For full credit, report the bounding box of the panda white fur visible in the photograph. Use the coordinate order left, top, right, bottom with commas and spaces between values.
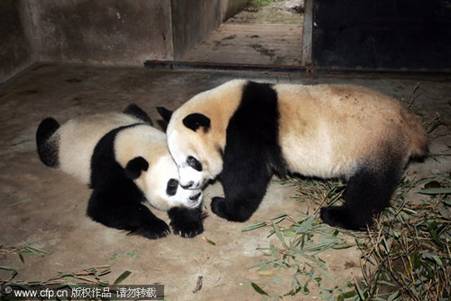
36, 104, 204, 239
158, 80, 428, 230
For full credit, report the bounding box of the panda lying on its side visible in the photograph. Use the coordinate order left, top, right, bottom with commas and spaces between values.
157, 80, 428, 231
36, 104, 204, 239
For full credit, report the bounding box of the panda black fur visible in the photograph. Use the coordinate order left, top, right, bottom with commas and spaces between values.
159, 80, 428, 230
36, 104, 204, 239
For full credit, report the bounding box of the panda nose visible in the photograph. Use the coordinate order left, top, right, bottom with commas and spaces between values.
189, 192, 201, 201
181, 181, 194, 189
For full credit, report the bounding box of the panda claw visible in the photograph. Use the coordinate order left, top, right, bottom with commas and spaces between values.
171, 223, 203, 238
130, 220, 171, 239
168, 206, 204, 238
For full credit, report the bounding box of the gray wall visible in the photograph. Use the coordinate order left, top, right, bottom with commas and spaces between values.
221, 0, 250, 21
28, 0, 174, 65
171, 0, 223, 59
1, 0, 249, 83
171, 0, 249, 59
0, 0, 33, 83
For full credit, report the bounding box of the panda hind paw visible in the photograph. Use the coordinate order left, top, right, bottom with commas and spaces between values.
130, 220, 171, 239
320, 206, 369, 231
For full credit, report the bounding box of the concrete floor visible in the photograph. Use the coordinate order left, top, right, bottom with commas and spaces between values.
181, 24, 303, 66
0, 64, 450, 300
181, 0, 303, 66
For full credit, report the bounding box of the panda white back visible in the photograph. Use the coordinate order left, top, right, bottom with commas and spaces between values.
276, 83, 426, 179
56, 112, 142, 184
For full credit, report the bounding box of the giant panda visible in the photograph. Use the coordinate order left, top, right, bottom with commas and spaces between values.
36, 104, 204, 239
157, 80, 428, 230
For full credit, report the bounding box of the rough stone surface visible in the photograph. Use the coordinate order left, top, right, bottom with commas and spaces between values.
29, 0, 174, 65
2, 0, 245, 82
171, 0, 223, 59
221, 0, 251, 21
0, 0, 33, 83
0, 65, 450, 300
228, 0, 304, 24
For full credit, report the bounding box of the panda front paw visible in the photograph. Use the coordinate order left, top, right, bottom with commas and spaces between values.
130, 219, 171, 239
168, 207, 204, 238
211, 196, 228, 219
171, 219, 204, 238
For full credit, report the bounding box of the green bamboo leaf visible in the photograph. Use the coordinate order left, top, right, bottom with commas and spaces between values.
272, 222, 288, 249
387, 291, 400, 301
339, 290, 357, 299
241, 222, 267, 232
418, 187, 451, 195
421, 252, 443, 266
250, 282, 268, 296
114, 270, 131, 284
354, 281, 365, 300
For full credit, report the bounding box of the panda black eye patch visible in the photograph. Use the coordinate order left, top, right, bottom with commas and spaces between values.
186, 156, 202, 171
166, 178, 179, 196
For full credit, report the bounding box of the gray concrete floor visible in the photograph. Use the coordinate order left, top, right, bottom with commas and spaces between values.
0, 64, 450, 300
181, 0, 304, 66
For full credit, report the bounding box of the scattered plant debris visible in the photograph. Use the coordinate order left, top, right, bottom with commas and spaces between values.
246, 174, 450, 300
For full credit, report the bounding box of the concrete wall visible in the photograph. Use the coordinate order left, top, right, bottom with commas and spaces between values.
221, 0, 250, 21
0, 0, 33, 83
1, 0, 249, 82
171, 0, 223, 59
27, 0, 174, 65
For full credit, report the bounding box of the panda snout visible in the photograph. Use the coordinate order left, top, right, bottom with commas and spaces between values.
181, 181, 194, 189
189, 192, 202, 201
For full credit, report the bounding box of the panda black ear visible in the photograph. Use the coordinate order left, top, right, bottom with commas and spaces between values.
183, 113, 211, 132
123, 103, 153, 125
125, 156, 149, 179
156, 106, 173, 123
156, 106, 173, 132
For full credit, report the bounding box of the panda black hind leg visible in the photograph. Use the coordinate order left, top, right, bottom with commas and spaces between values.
320, 154, 404, 230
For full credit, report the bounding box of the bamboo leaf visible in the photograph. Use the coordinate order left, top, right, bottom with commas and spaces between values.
417, 187, 451, 195
241, 222, 267, 232
113, 270, 131, 284
250, 282, 268, 296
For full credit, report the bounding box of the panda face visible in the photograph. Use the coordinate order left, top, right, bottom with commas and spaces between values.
135, 155, 203, 211
167, 129, 223, 190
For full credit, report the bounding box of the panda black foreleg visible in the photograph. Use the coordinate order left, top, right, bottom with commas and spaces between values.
320, 161, 403, 230
167, 206, 204, 238
211, 162, 272, 222
87, 189, 170, 239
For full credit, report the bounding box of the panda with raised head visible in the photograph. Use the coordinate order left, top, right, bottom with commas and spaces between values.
36, 104, 204, 239
158, 80, 428, 230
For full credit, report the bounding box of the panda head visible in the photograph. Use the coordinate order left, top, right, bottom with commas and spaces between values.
125, 154, 203, 211
158, 107, 223, 190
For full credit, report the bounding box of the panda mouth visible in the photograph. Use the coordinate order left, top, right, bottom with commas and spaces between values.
184, 192, 202, 208
189, 192, 201, 201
